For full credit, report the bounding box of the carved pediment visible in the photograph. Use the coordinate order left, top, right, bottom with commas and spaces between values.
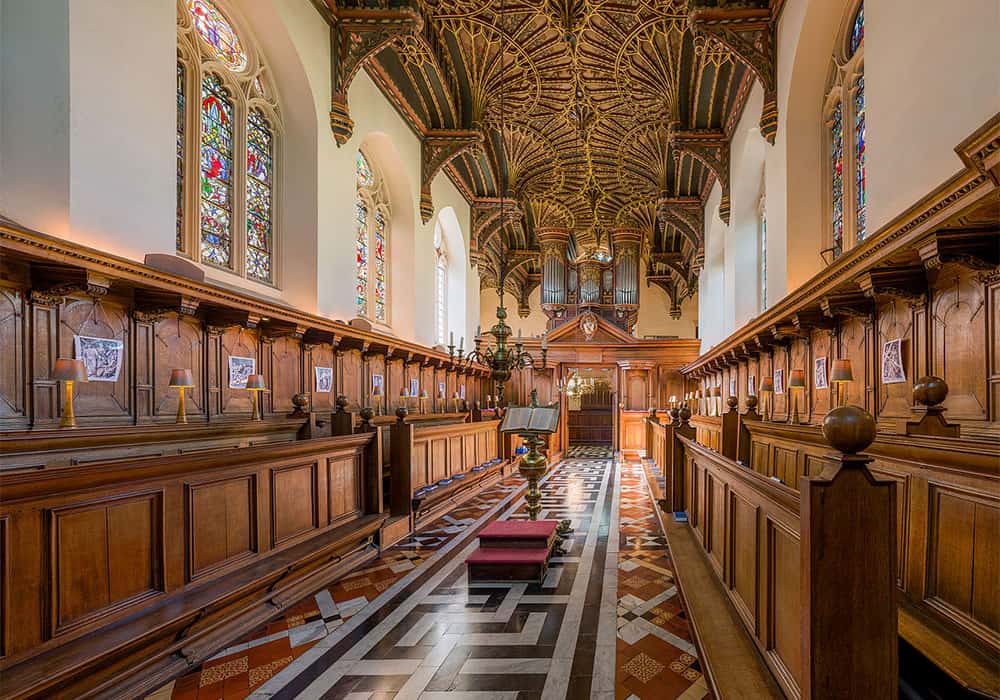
546, 311, 636, 345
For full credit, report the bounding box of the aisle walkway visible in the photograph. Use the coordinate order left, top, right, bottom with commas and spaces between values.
149, 449, 707, 700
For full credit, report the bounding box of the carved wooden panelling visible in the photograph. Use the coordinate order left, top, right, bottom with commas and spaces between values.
0, 290, 24, 428
728, 493, 759, 630
49, 492, 163, 634
706, 474, 726, 574
306, 343, 335, 412
990, 281, 1000, 415
327, 454, 362, 526
463, 434, 475, 472
267, 337, 301, 414
0, 515, 7, 657
839, 317, 870, 411
270, 462, 318, 546
30, 297, 58, 422
927, 486, 1000, 643
60, 298, 130, 420
767, 520, 801, 691
219, 327, 258, 416
341, 349, 363, 409
153, 315, 204, 421
877, 299, 915, 419
933, 269, 988, 421
751, 441, 769, 474
626, 373, 647, 411
868, 465, 909, 584
430, 437, 447, 483
773, 446, 798, 486
413, 440, 429, 489
187, 475, 257, 580
388, 358, 404, 405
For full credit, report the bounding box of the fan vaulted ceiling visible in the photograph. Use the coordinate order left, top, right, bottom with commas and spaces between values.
318, 0, 776, 306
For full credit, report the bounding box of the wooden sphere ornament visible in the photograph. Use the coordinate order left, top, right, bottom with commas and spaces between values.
913, 376, 948, 407
822, 405, 876, 455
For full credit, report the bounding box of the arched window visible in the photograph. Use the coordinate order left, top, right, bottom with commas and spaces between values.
823, 1, 865, 260
355, 151, 390, 324
177, 0, 281, 285
434, 222, 448, 345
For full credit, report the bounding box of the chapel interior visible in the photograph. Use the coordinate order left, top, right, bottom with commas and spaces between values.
0, 1, 998, 699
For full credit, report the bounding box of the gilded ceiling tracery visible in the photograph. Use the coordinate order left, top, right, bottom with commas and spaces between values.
321, 0, 778, 300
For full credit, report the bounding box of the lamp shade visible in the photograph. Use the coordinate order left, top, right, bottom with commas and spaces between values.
169, 368, 195, 387
760, 376, 775, 392
400, 387, 408, 397
789, 369, 806, 388
831, 359, 854, 383
712, 386, 722, 397
53, 358, 88, 383
245, 374, 266, 390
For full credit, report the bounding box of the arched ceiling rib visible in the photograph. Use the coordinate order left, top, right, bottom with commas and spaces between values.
347, 0, 770, 287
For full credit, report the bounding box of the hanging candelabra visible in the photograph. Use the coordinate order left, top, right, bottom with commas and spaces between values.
449, 307, 547, 407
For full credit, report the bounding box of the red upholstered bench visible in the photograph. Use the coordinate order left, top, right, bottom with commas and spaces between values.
466, 546, 550, 583
478, 520, 558, 549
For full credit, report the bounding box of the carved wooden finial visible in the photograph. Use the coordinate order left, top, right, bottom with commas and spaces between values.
898, 376, 959, 437
395, 406, 409, 421
822, 405, 876, 456
335, 395, 350, 413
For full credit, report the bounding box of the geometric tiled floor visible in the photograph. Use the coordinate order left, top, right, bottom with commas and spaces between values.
146, 448, 709, 700
615, 457, 709, 699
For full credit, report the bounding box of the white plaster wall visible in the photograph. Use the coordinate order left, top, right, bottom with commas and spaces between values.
1, 0, 70, 236
636, 275, 698, 339
866, 0, 1000, 231
0, 0, 475, 345
479, 286, 548, 338
67, 0, 175, 261
728, 83, 767, 330
698, 183, 727, 350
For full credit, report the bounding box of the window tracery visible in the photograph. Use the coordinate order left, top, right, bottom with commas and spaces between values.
355, 150, 390, 324
177, 0, 281, 285
823, 1, 865, 260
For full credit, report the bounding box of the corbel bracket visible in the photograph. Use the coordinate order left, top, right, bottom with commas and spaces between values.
669, 130, 731, 224
420, 130, 483, 222
328, 2, 423, 146
688, 2, 778, 144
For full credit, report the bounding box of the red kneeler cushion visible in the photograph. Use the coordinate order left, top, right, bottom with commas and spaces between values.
478, 520, 557, 540
466, 547, 549, 564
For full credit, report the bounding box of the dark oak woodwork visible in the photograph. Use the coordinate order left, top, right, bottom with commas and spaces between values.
0, 433, 385, 700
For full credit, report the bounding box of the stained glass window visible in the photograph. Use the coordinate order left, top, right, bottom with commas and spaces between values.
177, 62, 186, 251
187, 0, 247, 71
246, 108, 273, 282
849, 4, 864, 57
830, 101, 844, 258
374, 209, 387, 322
199, 73, 234, 268
854, 76, 867, 242
355, 151, 389, 322
356, 199, 369, 316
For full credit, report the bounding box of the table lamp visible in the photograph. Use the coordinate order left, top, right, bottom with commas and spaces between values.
419, 389, 429, 413
246, 374, 266, 421
399, 386, 409, 411
760, 376, 775, 421
169, 369, 195, 424
788, 369, 806, 424
452, 391, 460, 413
53, 358, 88, 428
831, 359, 854, 407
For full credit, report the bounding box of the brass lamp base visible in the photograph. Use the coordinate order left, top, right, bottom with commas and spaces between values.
517, 433, 548, 520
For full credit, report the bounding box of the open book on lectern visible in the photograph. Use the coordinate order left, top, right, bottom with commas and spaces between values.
500, 405, 560, 434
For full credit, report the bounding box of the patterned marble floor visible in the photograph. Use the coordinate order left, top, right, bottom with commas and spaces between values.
148, 451, 706, 700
